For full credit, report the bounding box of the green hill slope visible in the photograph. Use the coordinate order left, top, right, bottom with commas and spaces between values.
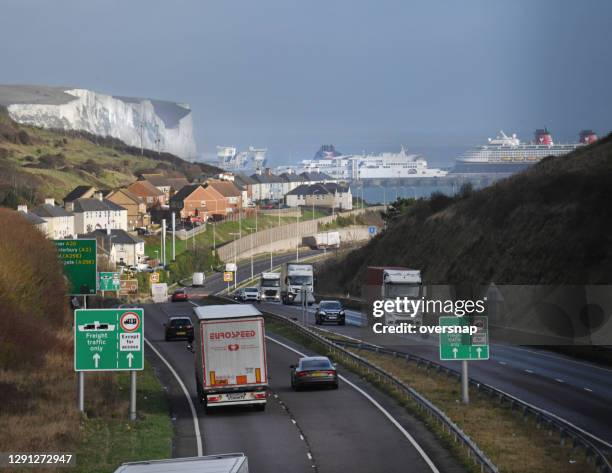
319, 133, 612, 294
0, 106, 219, 205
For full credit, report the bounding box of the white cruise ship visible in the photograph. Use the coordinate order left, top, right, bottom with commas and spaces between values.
299, 146, 447, 181
454, 129, 597, 173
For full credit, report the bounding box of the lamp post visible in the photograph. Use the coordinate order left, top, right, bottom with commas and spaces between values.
296, 205, 300, 261
245, 226, 255, 280
229, 232, 240, 290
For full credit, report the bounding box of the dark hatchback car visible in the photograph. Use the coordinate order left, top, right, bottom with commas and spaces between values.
171, 289, 189, 302
315, 300, 345, 325
164, 316, 194, 342
291, 356, 338, 390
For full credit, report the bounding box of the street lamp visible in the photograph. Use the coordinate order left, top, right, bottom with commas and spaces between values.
229, 232, 240, 290
245, 226, 255, 281
296, 205, 300, 261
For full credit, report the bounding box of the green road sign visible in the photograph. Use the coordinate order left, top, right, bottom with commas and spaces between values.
439, 315, 489, 361
99, 272, 120, 291
74, 309, 144, 371
54, 239, 97, 295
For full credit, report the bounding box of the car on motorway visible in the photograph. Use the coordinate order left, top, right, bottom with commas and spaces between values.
315, 300, 346, 325
164, 316, 194, 342
290, 356, 338, 390
171, 289, 189, 302
237, 287, 261, 303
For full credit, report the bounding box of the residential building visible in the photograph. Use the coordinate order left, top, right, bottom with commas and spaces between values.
279, 172, 304, 196
299, 172, 337, 186
62, 185, 97, 205
286, 183, 352, 210
17, 205, 48, 235
127, 180, 166, 208
206, 180, 242, 214
169, 184, 208, 221
139, 173, 189, 199
106, 188, 150, 230
82, 229, 145, 267
68, 195, 128, 234
31, 199, 74, 239
250, 170, 285, 201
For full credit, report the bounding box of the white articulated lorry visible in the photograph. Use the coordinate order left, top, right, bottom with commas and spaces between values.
192, 305, 267, 412
280, 262, 315, 305
260, 272, 281, 302
364, 267, 425, 326
114, 454, 249, 473
303, 231, 340, 250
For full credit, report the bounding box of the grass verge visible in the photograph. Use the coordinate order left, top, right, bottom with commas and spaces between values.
264, 317, 596, 473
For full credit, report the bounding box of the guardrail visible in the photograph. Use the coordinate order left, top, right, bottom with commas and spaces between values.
329, 338, 612, 473
208, 294, 499, 473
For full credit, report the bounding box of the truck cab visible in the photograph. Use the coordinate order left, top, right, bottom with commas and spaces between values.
280, 262, 315, 305
365, 267, 425, 326
260, 272, 281, 302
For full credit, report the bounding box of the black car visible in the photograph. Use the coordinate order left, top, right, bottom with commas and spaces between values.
164, 316, 194, 342
315, 300, 345, 325
291, 356, 338, 390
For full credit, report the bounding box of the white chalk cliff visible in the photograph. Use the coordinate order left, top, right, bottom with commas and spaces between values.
0, 86, 197, 159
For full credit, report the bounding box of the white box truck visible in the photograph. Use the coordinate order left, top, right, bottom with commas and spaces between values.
260, 272, 281, 302
280, 262, 315, 305
192, 304, 267, 411
114, 454, 249, 473
192, 272, 205, 287
303, 231, 341, 250
364, 267, 425, 327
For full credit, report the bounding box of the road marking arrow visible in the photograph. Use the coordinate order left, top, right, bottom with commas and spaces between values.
93, 353, 100, 368
452, 347, 458, 359
127, 353, 134, 368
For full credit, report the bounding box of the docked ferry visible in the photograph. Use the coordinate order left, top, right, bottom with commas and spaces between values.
453, 129, 597, 173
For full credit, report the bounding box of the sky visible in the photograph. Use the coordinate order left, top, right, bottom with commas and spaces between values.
1, 0, 611, 166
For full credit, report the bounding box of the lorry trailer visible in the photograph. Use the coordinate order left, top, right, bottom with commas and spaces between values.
114, 454, 249, 473
192, 304, 267, 411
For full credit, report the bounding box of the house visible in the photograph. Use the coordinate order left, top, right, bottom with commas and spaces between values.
106, 188, 150, 230
82, 229, 145, 267
126, 180, 166, 208
279, 172, 304, 197
285, 183, 352, 210
139, 173, 189, 199
299, 172, 337, 186
206, 180, 242, 214
169, 184, 208, 222
17, 205, 49, 235
224, 173, 255, 207
62, 185, 97, 205
31, 199, 74, 239
68, 195, 128, 234
250, 170, 285, 201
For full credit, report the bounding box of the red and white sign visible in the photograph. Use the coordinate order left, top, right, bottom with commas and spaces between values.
120, 311, 141, 332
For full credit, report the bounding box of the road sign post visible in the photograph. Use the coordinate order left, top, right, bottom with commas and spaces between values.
54, 239, 97, 295
74, 309, 144, 417
439, 316, 489, 361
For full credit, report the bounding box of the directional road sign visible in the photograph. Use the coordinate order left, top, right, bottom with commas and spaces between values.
99, 272, 120, 291
74, 308, 144, 371
54, 239, 97, 295
119, 279, 138, 296
439, 315, 489, 361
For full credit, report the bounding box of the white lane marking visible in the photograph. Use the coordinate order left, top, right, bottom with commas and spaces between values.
513, 347, 612, 373
498, 361, 507, 365
300, 434, 304, 441
145, 337, 203, 456
307, 452, 313, 460
584, 387, 593, 393
490, 384, 612, 450
555, 378, 565, 383
267, 336, 439, 473
525, 369, 534, 374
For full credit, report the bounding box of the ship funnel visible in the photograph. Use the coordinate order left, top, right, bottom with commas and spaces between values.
579, 130, 597, 145
535, 128, 553, 145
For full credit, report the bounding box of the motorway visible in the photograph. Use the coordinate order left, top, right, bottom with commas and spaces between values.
143, 251, 467, 472
266, 302, 612, 452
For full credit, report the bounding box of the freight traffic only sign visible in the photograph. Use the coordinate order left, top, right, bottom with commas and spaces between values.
74, 309, 144, 371
54, 239, 97, 295
439, 316, 489, 361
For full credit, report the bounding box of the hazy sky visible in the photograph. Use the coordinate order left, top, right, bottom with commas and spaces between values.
1, 0, 611, 165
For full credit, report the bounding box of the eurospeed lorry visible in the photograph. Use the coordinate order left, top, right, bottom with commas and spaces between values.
192, 305, 267, 411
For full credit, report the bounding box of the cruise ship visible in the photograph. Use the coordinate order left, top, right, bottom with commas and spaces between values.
299, 146, 448, 181
453, 129, 598, 173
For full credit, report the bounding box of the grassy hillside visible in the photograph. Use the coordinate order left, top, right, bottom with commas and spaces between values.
0, 106, 219, 205
318, 133, 612, 294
